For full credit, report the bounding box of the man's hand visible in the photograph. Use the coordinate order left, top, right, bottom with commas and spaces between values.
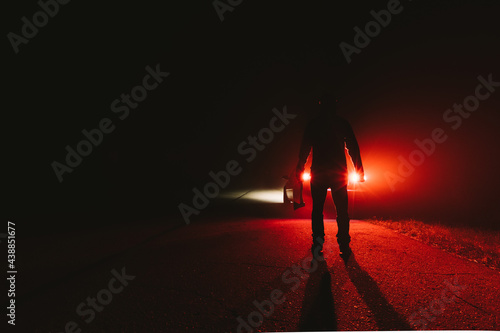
358, 172, 365, 182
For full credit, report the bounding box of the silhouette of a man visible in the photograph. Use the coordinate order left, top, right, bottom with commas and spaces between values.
296, 93, 364, 258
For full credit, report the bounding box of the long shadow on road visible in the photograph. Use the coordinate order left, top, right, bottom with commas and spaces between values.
345, 253, 413, 330
297, 259, 337, 331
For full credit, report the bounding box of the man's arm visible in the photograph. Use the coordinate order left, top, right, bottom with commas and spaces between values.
345, 122, 364, 181
296, 123, 312, 180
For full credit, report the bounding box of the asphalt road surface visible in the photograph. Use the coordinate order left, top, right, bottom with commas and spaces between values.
17, 210, 500, 332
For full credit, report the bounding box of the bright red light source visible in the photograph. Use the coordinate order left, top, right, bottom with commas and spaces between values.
349, 173, 366, 183
301, 172, 311, 181
350, 173, 360, 183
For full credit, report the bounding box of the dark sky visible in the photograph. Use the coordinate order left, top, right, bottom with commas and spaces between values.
5, 0, 500, 228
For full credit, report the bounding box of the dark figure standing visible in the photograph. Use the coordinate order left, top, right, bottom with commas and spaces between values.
296, 94, 364, 258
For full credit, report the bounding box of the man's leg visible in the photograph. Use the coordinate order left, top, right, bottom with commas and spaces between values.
310, 181, 328, 252
332, 185, 350, 252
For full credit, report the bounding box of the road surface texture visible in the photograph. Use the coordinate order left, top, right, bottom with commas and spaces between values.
17, 212, 500, 332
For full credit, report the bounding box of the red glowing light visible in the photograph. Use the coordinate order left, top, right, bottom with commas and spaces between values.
349, 173, 366, 183
350, 173, 360, 183
302, 172, 311, 181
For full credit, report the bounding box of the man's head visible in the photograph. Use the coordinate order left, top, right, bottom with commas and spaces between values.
318, 92, 338, 114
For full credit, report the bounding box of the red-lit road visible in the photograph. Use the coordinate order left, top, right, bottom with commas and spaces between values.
19, 215, 500, 332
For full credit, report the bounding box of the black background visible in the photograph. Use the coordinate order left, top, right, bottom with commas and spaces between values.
5, 0, 500, 231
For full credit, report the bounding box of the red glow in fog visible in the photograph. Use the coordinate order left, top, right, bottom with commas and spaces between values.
349, 173, 366, 183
